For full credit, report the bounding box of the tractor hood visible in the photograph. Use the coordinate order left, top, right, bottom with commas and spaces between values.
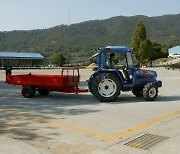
134, 69, 162, 87
136, 69, 157, 80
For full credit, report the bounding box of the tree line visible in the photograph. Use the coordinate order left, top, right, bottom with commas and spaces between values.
52, 20, 174, 66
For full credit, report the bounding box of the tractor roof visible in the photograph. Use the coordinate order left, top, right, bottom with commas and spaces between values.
100, 46, 133, 53
88, 46, 133, 61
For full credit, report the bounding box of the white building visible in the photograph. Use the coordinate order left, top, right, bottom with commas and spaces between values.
168, 46, 180, 58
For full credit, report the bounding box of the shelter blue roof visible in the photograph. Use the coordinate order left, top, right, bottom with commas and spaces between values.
168, 46, 180, 54
0, 51, 44, 59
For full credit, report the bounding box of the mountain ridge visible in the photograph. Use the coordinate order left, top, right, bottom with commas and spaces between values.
0, 14, 179, 54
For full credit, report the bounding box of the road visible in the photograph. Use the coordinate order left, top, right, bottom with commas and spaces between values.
0, 68, 180, 154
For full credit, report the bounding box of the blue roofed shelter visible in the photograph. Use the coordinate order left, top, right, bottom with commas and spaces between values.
0, 51, 44, 67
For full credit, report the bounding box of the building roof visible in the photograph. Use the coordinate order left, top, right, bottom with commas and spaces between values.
168, 46, 180, 54
0, 51, 44, 59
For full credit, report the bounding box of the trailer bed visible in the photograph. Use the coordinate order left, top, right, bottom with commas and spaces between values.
6, 68, 88, 98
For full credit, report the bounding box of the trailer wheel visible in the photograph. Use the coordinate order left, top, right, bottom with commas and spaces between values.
38, 89, 49, 96
143, 83, 158, 101
92, 73, 121, 102
22, 86, 36, 98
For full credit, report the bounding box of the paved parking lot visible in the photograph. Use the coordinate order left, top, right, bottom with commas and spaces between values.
0, 68, 180, 154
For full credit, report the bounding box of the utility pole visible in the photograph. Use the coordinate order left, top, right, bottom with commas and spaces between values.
68, 11, 70, 25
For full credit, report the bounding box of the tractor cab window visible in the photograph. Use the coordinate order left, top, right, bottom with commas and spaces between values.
117, 52, 134, 67
116, 52, 134, 82
126, 52, 134, 68
106, 52, 134, 70
117, 53, 127, 68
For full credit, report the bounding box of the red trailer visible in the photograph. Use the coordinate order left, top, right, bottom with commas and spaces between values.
6, 68, 88, 98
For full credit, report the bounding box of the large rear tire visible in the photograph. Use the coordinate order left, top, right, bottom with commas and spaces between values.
143, 83, 158, 101
22, 86, 36, 98
87, 72, 99, 94
92, 73, 121, 102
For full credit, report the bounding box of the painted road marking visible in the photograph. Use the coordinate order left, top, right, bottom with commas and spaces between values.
132, 143, 141, 147
110, 110, 180, 140
0, 107, 180, 141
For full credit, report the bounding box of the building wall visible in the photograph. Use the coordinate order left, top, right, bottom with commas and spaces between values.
168, 46, 180, 58
0, 59, 44, 67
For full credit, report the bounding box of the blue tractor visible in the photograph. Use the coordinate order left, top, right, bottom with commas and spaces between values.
87, 46, 162, 102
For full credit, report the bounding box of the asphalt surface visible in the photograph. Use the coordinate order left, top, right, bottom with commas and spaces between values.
0, 68, 180, 154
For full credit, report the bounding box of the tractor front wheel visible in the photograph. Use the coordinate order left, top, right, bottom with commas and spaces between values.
143, 83, 158, 101
92, 73, 121, 102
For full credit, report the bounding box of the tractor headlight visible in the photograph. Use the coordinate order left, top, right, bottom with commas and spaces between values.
130, 75, 133, 79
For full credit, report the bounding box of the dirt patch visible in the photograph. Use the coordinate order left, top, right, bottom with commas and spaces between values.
152, 58, 174, 65
86, 63, 97, 69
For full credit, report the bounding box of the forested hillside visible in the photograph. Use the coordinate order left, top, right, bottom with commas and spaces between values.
0, 14, 179, 63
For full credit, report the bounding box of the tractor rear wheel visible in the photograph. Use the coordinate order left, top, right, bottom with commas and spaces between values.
22, 86, 36, 98
143, 83, 158, 101
92, 73, 121, 102
87, 72, 99, 94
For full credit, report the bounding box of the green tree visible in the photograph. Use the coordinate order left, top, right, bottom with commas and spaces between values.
131, 20, 147, 65
131, 21, 169, 65
161, 48, 168, 58
140, 39, 153, 64
50, 53, 66, 66
150, 41, 163, 61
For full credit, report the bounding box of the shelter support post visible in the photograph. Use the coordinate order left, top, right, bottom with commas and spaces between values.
1, 59, 3, 67
18, 59, 20, 67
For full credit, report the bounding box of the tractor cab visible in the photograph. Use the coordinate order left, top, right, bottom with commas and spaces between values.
95, 46, 136, 87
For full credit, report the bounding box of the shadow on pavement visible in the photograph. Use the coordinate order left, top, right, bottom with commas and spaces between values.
0, 112, 59, 140
158, 95, 180, 102
0, 81, 99, 140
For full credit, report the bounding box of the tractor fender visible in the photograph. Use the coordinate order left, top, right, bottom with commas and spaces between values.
97, 69, 124, 85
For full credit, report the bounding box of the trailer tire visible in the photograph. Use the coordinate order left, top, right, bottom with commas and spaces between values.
38, 89, 49, 96
143, 83, 158, 101
22, 86, 36, 98
92, 73, 121, 102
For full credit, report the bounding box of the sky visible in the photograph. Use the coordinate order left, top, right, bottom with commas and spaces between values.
0, 0, 179, 31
